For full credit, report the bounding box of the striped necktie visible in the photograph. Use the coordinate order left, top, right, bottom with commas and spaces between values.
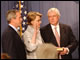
54, 27, 61, 59
54, 27, 60, 47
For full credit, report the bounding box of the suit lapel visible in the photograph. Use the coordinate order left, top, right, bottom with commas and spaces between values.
59, 23, 65, 47
47, 24, 59, 46
8, 26, 21, 40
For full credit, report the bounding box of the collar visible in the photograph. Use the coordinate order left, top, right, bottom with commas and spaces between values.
9, 24, 18, 32
51, 23, 59, 29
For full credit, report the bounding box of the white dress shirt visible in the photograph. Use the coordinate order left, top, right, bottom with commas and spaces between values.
51, 23, 69, 55
9, 24, 18, 33
51, 23, 60, 37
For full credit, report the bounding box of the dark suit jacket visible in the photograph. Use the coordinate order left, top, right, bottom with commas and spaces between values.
2, 25, 26, 59
40, 23, 78, 59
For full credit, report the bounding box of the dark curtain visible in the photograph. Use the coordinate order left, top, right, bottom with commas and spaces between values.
1, 1, 79, 59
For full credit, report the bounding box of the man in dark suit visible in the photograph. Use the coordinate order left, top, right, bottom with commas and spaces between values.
2, 10, 26, 59
40, 8, 78, 59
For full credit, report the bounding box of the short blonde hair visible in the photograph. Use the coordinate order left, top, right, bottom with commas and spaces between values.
6, 9, 19, 23
47, 8, 61, 16
27, 11, 42, 25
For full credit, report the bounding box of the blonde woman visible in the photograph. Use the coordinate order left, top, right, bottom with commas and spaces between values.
23, 11, 43, 59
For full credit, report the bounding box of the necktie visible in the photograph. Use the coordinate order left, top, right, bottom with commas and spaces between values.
54, 27, 60, 47
54, 27, 61, 59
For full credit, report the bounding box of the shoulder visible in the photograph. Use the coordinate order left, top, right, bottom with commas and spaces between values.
60, 23, 71, 28
23, 29, 28, 36
60, 23, 72, 31
23, 25, 33, 36
2, 26, 12, 36
24, 25, 31, 33
40, 24, 50, 31
1, 26, 16, 41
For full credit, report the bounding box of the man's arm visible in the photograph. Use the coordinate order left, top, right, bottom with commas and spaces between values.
2, 31, 17, 59
67, 26, 78, 54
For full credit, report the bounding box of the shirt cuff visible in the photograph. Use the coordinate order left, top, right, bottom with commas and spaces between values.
65, 48, 69, 54
29, 42, 37, 51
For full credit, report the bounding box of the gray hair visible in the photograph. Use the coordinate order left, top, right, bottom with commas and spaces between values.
47, 8, 61, 16
6, 9, 19, 23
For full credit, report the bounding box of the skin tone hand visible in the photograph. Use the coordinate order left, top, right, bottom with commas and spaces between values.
57, 47, 68, 55
33, 21, 39, 32
31, 21, 39, 44
60, 47, 68, 55
31, 16, 41, 44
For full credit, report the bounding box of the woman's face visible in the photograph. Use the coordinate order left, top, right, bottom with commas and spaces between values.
31, 16, 41, 28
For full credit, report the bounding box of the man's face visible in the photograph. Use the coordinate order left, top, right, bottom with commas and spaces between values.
48, 11, 59, 26
15, 12, 22, 27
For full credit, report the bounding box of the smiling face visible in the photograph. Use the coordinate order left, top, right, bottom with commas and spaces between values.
48, 10, 60, 26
